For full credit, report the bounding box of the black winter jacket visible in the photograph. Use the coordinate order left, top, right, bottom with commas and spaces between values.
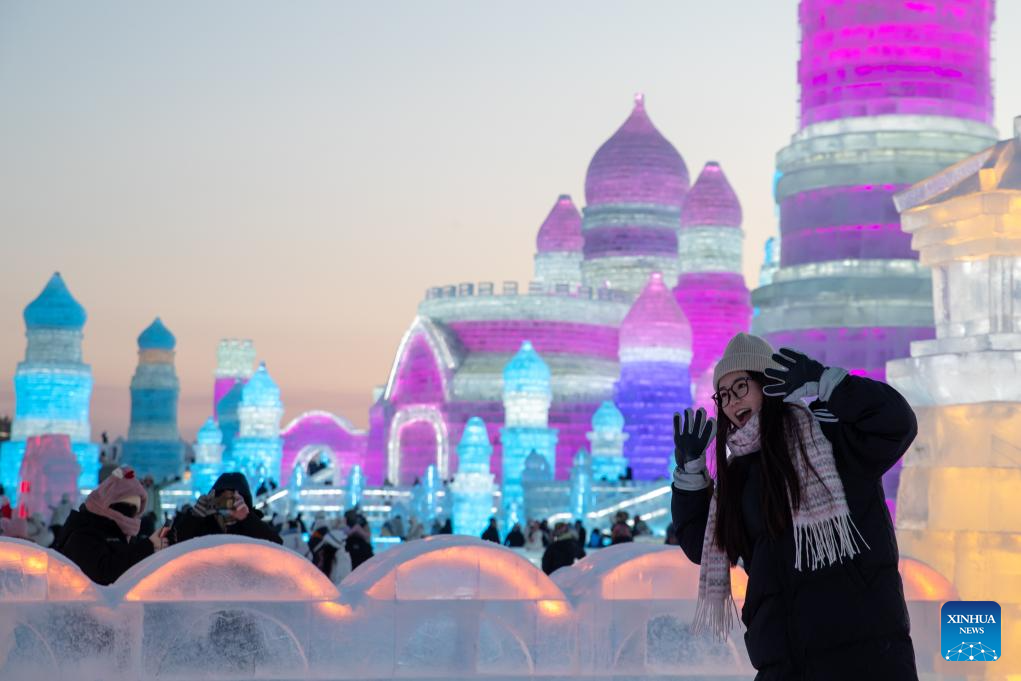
672, 376, 918, 675
172, 507, 283, 545
541, 537, 586, 576
53, 506, 154, 585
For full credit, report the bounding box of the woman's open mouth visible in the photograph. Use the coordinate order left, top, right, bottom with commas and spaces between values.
734, 407, 752, 425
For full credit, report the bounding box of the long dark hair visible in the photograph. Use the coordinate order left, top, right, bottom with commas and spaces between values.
711, 371, 824, 563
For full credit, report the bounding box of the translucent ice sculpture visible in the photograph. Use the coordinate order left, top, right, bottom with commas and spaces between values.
450, 417, 496, 537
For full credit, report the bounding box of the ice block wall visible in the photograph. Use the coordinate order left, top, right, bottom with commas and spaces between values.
450, 416, 496, 536
581, 94, 689, 297
191, 418, 224, 496
225, 363, 284, 488
586, 401, 628, 481
123, 318, 185, 483
752, 0, 998, 381
0, 273, 98, 501
212, 339, 255, 418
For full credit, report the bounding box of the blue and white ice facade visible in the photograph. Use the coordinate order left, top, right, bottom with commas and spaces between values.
1, 273, 98, 500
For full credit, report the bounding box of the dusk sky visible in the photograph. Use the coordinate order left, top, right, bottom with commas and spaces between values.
2, 1, 1020, 440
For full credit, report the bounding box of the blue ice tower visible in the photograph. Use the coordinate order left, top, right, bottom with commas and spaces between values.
224, 362, 283, 489
411, 463, 441, 526
1, 273, 99, 501
191, 417, 224, 496
347, 464, 365, 508
122, 318, 185, 482
450, 416, 496, 537
569, 448, 594, 522
499, 341, 558, 527
586, 401, 629, 481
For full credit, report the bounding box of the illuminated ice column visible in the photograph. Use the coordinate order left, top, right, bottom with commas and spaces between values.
499, 341, 558, 526
752, 0, 998, 381
569, 448, 593, 522
581, 94, 689, 297
191, 418, 224, 496
673, 161, 751, 408
213, 339, 255, 418
534, 194, 584, 287
0, 273, 99, 501
586, 401, 628, 481
450, 416, 496, 537
411, 463, 441, 526
614, 272, 693, 480
226, 362, 284, 488
347, 464, 365, 509
758, 237, 780, 287
122, 318, 185, 483
887, 125, 1021, 668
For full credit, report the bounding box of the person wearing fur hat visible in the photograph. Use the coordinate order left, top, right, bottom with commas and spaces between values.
540, 521, 586, 576
53, 466, 169, 585
671, 333, 918, 680
172, 472, 282, 545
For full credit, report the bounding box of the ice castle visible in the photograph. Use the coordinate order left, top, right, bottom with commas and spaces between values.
0, 273, 98, 501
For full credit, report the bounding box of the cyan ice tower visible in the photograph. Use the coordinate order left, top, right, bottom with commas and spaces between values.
888, 120, 1021, 670
752, 0, 998, 380
1, 273, 98, 500
581, 94, 689, 296
191, 418, 224, 496
450, 416, 496, 537
569, 448, 593, 521
122, 318, 184, 482
586, 401, 628, 481
534, 195, 584, 287
214, 339, 256, 451
673, 162, 751, 406
225, 362, 284, 487
614, 272, 692, 480
500, 341, 557, 525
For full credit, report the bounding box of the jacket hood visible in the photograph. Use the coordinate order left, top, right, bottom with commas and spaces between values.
212, 472, 253, 508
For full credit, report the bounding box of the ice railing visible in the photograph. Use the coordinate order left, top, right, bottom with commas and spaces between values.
0, 535, 953, 681
424, 281, 631, 303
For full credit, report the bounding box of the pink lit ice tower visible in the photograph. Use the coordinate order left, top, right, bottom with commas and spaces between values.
753, 0, 997, 381
534, 195, 584, 287
673, 161, 751, 406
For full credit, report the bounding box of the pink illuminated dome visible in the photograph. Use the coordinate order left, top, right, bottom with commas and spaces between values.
536, 194, 583, 253
681, 161, 742, 227
584, 94, 690, 208
619, 272, 692, 351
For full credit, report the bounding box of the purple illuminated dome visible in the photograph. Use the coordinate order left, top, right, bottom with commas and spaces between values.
615, 272, 693, 481
799, 0, 994, 126
536, 195, 583, 253
584, 93, 689, 208
680, 162, 742, 228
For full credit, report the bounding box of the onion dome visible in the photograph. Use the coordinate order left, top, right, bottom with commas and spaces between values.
502, 341, 551, 394
456, 416, 493, 471
23, 272, 87, 330
241, 362, 281, 408
521, 450, 552, 482
196, 417, 223, 445
619, 272, 693, 359
536, 194, 583, 253
681, 162, 742, 227
591, 401, 625, 432
584, 94, 690, 208
138, 317, 176, 351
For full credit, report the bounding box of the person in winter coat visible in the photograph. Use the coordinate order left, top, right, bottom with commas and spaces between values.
343, 510, 374, 571
541, 522, 586, 575
672, 333, 918, 681
309, 517, 352, 585
524, 521, 544, 551
481, 517, 501, 543
610, 512, 633, 545
53, 466, 169, 585
173, 472, 282, 545
281, 518, 310, 558
503, 523, 526, 547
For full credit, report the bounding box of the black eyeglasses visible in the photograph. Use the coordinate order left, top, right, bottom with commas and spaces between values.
713, 376, 752, 408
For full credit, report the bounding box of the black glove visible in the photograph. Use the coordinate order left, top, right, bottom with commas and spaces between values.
673, 408, 717, 468
762, 347, 826, 401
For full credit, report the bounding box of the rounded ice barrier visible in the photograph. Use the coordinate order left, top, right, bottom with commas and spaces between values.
0, 537, 97, 602
114, 534, 339, 602
552, 543, 751, 676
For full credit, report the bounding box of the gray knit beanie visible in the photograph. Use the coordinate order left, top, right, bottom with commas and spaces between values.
712, 333, 783, 390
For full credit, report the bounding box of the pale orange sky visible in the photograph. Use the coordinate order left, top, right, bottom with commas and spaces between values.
2, 1, 1020, 441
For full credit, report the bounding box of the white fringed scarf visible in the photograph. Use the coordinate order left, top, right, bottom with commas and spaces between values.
691, 407, 869, 641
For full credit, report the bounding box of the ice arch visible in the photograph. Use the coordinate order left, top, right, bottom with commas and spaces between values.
386, 406, 450, 484
0, 537, 98, 602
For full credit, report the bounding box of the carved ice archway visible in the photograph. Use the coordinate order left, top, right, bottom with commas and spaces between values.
291, 444, 342, 486
387, 405, 449, 484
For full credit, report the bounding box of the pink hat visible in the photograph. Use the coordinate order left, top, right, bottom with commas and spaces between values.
85, 466, 148, 537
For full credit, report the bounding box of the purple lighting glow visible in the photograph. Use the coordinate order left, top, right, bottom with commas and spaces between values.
536, 195, 583, 253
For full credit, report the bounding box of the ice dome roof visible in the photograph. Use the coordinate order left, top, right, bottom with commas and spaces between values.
681, 161, 742, 228
241, 362, 281, 407
138, 317, 176, 350
23, 272, 87, 331
196, 417, 223, 445
584, 94, 689, 208
591, 401, 625, 431
502, 341, 551, 394
619, 272, 692, 350
536, 194, 583, 253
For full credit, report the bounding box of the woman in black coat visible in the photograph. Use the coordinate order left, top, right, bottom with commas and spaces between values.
672, 333, 918, 681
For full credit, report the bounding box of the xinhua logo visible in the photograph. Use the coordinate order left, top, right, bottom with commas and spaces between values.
941, 601, 1001, 662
